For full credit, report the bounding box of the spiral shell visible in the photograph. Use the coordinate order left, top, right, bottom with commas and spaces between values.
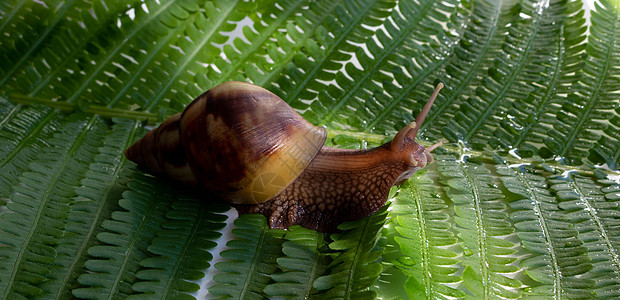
125, 81, 327, 204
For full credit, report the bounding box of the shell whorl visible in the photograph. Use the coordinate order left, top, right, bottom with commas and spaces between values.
125, 81, 327, 205
125, 113, 198, 186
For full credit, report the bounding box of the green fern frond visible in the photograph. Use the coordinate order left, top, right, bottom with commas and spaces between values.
497, 164, 594, 298
0, 105, 56, 201
65, 0, 206, 110
491, 0, 588, 157
0, 114, 101, 299
425, 0, 506, 140
543, 0, 619, 166
469, 0, 568, 152
466, 0, 568, 148
209, 214, 285, 299
130, 196, 228, 299
550, 173, 620, 298
72, 174, 171, 299
44, 118, 140, 299
254, 0, 344, 87
437, 155, 521, 298
312, 205, 388, 299
183, 0, 323, 94
354, 0, 468, 135
263, 225, 329, 299
266, 0, 396, 114
389, 176, 463, 299
308, 0, 462, 130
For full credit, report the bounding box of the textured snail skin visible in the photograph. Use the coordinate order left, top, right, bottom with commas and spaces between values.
237, 140, 432, 232
125, 81, 441, 233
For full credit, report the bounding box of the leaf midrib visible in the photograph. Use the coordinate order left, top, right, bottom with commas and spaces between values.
411, 183, 433, 296
56, 121, 140, 300
144, 0, 240, 112
0, 0, 77, 87
514, 168, 562, 299
570, 175, 620, 272
283, 0, 381, 104
304, 232, 325, 299
160, 199, 206, 296
557, 12, 617, 157
421, 0, 503, 129
345, 218, 372, 300
461, 163, 490, 298
64, 0, 176, 105
465, 1, 545, 141
239, 224, 268, 299
107, 188, 164, 299
3, 116, 95, 299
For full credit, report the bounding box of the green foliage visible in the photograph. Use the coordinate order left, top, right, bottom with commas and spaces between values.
0, 0, 619, 299
209, 214, 285, 299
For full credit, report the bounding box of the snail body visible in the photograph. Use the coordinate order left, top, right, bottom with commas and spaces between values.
125, 81, 443, 232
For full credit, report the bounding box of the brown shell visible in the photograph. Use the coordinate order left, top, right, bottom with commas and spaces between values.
126, 81, 326, 205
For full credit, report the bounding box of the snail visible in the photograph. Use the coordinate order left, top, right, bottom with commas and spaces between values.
125, 81, 443, 232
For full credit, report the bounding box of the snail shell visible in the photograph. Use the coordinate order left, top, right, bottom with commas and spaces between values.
125, 81, 326, 204
126, 81, 443, 232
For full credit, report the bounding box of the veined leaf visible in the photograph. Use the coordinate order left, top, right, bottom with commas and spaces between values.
0, 0, 619, 299
0, 113, 101, 298
389, 176, 463, 299
497, 163, 594, 298
437, 155, 522, 298
130, 195, 228, 299
72, 174, 172, 299
264, 225, 329, 299
312, 205, 388, 299
209, 214, 285, 299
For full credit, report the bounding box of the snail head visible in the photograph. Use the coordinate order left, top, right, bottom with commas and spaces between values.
391, 83, 444, 185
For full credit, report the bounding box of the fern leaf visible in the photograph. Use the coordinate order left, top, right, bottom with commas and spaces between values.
140, 0, 260, 113
43, 118, 140, 299
550, 173, 620, 298
263, 225, 329, 299
423, 0, 505, 141
267, 0, 396, 111
60, 0, 203, 109
497, 163, 594, 298
321, 0, 466, 134
129, 195, 228, 299
72, 174, 172, 299
0, 0, 73, 87
184, 0, 318, 94
0, 114, 102, 298
209, 214, 285, 299
288, 0, 463, 130
254, 0, 344, 86
8, 0, 142, 97
312, 205, 388, 299
0, 106, 56, 201
467, 0, 570, 150
543, 0, 620, 166
389, 176, 463, 299
490, 0, 587, 156
436, 155, 521, 298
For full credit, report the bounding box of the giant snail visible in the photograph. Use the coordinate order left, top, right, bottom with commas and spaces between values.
125, 81, 443, 232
